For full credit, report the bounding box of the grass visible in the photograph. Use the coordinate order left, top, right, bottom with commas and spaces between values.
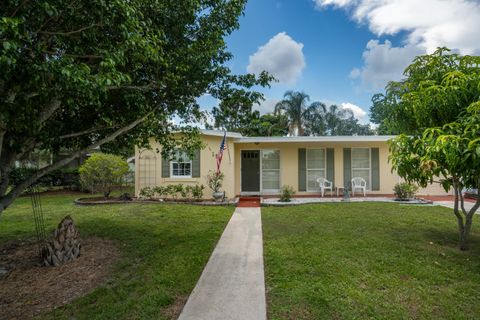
0, 193, 233, 319
262, 203, 480, 320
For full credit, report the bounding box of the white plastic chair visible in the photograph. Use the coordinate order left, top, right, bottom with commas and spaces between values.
317, 177, 333, 197
351, 177, 367, 196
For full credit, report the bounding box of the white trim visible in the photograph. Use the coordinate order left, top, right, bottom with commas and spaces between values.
235, 135, 396, 143
351, 147, 371, 191
306, 148, 327, 192
199, 129, 243, 138
239, 149, 281, 194
170, 161, 192, 178
170, 151, 193, 178
260, 149, 281, 193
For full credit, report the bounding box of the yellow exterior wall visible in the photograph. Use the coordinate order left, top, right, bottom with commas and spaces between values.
135, 134, 451, 198
135, 135, 236, 199
234, 141, 399, 195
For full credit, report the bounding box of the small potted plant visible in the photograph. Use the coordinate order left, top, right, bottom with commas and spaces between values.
207, 170, 225, 202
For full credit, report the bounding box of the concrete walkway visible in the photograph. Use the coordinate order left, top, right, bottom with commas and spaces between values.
178, 207, 266, 320
434, 200, 480, 213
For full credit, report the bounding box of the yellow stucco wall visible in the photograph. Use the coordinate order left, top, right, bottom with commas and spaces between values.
135, 134, 451, 198
135, 135, 236, 199
233, 141, 400, 195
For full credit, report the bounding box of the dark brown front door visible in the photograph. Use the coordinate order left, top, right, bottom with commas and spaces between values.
241, 150, 260, 192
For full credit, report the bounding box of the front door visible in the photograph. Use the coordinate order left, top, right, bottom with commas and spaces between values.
241, 150, 260, 192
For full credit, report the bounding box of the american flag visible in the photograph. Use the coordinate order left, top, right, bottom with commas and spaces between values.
216, 131, 227, 172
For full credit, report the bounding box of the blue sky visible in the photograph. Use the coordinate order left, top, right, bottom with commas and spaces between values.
199, 0, 480, 125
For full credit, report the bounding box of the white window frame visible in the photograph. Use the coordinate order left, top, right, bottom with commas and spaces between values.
261, 149, 281, 192
170, 151, 192, 178
306, 148, 327, 192
351, 147, 371, 190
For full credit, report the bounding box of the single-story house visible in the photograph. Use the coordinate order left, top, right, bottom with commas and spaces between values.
134, 129, 450, 198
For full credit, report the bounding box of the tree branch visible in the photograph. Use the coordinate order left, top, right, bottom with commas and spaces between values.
452, 181, 464, 223
0, 108, 157, 215
39, 99, 61, 126
108, 83, 160, 91
9, 0, 30, 17
38, 24, 101, 36
59, 126, 116, 140
466, 184, 480, 219
38, 49, 102, 60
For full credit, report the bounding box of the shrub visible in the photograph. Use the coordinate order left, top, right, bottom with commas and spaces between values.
181, 185, 192, 199
206, 171, 224, 193
394, 182, 419, 200
191, 184, 205, 201
163, 185, 174, 199
139, 186, 156, 200
119, 193, 132, 201
171, 184, 184, 200
79, 153, 129, 197
153, 186, 166, 199
279, 185, 295, 202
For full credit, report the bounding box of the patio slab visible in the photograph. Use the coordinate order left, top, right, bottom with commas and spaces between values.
178, 207, 266, 320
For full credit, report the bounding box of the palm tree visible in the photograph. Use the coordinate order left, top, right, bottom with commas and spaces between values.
274, 91, 312, 136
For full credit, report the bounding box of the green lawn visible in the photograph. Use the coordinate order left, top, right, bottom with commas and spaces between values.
0, 193, 233, 319
262, 203, 480, 320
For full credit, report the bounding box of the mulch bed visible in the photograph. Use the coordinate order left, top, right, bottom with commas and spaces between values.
0, 237, 121, 320
74, 197, 237, 206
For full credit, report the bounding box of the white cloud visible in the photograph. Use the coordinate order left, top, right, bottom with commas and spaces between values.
247, 32, 306, 85
315, 0, 480, 54
351, 40, 424, 90
340, 102, 368, 123
254, 98, 280, 115
316, 0, 480, 90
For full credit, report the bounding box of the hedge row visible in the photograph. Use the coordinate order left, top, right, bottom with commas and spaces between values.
140, 184, 205, 201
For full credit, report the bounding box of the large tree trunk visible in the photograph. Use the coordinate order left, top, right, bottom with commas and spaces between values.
43, 215, 81, 267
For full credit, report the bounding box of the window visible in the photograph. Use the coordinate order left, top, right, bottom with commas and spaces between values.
171, 150, 192, 178
307, 149, 326, 191
261, 150, 280, 191
351, 148, 371, 189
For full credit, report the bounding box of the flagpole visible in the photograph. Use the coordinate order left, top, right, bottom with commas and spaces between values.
227, 135, 232, 164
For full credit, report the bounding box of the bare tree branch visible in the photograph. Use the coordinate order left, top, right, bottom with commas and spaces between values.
59, 126, 116, 139
41, 50, 103, 60
108, 83, 160, 91
0, 108, 157, 215
38, 24, 101, 36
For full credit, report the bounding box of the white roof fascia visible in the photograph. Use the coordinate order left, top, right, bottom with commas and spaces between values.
234, 135, 396, 143
199, 129, 243, 138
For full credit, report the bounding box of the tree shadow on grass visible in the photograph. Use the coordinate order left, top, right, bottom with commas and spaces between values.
383, 222, 480, 262
40, 215, 227, 320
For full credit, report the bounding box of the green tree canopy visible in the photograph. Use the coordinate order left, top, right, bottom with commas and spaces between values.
370, 48, 480, 134
389, 102, 480, 250
321, 104, 373, 136
0, 0, 270, 214
243, 113, 289, 137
